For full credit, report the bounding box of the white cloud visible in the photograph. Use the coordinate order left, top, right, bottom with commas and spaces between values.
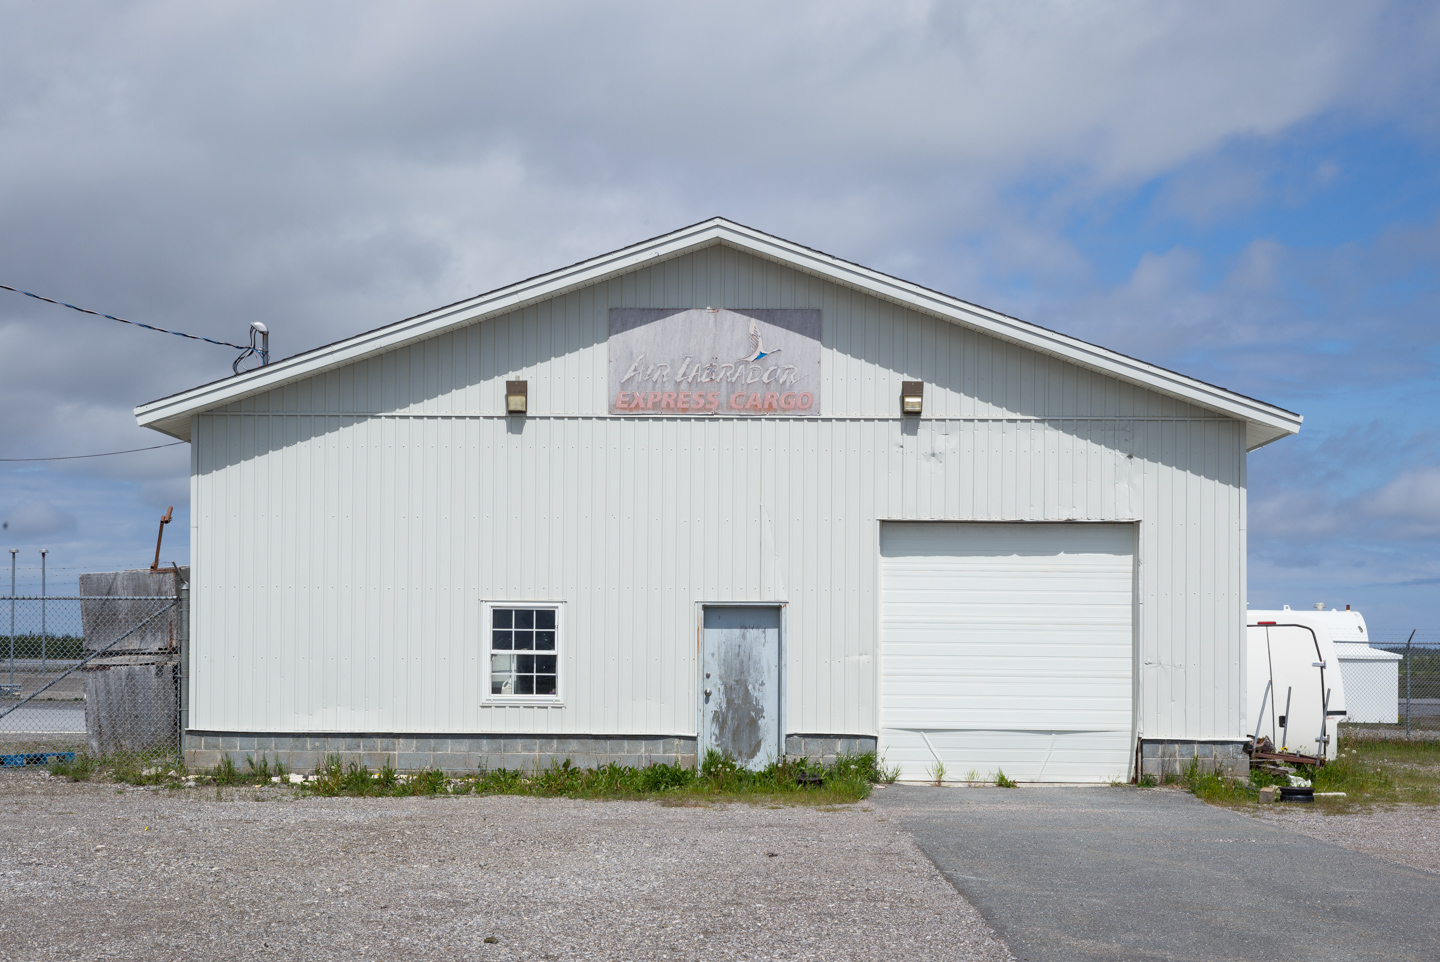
1252, 462, 1440, 544
1362, 465, 1440, 526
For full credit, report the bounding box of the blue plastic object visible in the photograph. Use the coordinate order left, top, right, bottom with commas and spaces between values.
0, 751, 76, 767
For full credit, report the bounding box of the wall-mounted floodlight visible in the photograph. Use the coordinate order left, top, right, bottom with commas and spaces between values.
900, 380, 923, 415
506, 380, 528, 415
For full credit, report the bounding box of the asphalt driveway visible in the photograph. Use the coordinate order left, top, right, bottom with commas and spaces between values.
875, 784, 1440, 962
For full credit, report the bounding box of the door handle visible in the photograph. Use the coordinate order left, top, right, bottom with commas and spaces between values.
704, 688, 712, 697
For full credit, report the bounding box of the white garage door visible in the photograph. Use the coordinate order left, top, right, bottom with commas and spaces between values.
880, 522, 1135, 783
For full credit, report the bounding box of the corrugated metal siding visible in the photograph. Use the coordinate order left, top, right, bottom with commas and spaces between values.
194, 244, 1246, 741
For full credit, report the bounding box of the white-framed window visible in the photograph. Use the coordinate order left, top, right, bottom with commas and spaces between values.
482, 602, 563, 704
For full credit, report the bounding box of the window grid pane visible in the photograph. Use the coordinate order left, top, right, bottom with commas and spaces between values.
491, 607, 558, 698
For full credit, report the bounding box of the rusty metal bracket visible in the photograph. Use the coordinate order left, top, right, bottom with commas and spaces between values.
150, 506, 173, 572
1252, 750, 1325, 767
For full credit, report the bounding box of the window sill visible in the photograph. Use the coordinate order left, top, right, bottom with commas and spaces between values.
481, 698, 565, 708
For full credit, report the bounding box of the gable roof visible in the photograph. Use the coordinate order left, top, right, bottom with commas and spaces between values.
135, 216, 1301, 449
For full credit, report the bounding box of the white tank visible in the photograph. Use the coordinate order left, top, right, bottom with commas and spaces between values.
1300, 605, 1401, 724
1303, 605, 1369, 642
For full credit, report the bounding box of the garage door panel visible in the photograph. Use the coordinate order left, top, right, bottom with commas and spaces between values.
885, 704, 1132, 724
884, 645, 1132, 664
888, 582, 1132, 599
881, 675, 1131, 698
887, 596, 1131, 611
880, 522, 1135, 784
884, 666, 1131, 679
884, 653, 1132, 677
880, 730, 1133, 783
887, 614, 1132, 631
881, 716, 1135, 739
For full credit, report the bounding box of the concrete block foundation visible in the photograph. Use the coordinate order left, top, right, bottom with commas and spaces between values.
784, 734, 879, 766
184, 731, 882, 773
1139, 740, 1248, 780
185, 733, 699, 773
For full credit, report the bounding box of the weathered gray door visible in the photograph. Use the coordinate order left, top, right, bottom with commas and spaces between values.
701, 606, 781, 770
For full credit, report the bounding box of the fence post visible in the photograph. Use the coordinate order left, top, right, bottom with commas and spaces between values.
7, 549, 15, 691
40, 549, 47, 675
1405, 629, 1415, 738
177, 572, 189, 762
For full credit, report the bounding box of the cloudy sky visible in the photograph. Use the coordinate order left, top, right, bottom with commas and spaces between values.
1, 2, 1436, 632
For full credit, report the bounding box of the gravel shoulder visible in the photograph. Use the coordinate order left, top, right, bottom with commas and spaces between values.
1254, 804, 1440, 875
0, 773, 1011, 962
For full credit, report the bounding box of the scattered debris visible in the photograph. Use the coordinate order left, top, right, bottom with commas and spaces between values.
1245, 735, 1326, 768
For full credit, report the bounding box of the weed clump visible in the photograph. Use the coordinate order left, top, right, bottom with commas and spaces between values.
1180, 759, 1253, 804
31, 747, 896, 807
246, 755, 286, 782
1176, 739, 1440, 810
213, 755, 241, 786
47, 753, 97, 782
297, 749, 889, 805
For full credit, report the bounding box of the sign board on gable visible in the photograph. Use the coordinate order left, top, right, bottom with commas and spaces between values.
608, 309, 821, 415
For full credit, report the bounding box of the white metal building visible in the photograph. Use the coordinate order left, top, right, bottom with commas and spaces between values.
135, 218, 1302, 781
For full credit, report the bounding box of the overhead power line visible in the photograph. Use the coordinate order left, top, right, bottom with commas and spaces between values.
0, 283, 246, 350
0, 441, 186, 462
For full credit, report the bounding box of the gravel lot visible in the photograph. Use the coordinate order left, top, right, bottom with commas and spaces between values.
1255, 803, 1440, 875
0, 774, 1011, 962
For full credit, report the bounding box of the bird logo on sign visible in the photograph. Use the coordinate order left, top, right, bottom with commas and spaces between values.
737, 316, 781, 363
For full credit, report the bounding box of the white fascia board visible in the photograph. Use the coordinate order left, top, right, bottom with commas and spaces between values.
135, 217, 1301, 448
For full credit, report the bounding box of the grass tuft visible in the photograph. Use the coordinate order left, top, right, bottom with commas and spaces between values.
213, 755, 241, 786
1180, 738, 1440, 811
245, 755, 286, 782
47, 753, 97, 782
1181, 759, 1253, 804
27, 747, 894, 807
297, 749, 889, 805
995, 769, 1018, 789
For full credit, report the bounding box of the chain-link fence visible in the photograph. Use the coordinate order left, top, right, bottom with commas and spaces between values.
0, 594, 181, 765
1336, 629, 1440, 739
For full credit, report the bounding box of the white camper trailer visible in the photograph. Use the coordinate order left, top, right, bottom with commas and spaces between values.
1246, 609, 1347, 760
